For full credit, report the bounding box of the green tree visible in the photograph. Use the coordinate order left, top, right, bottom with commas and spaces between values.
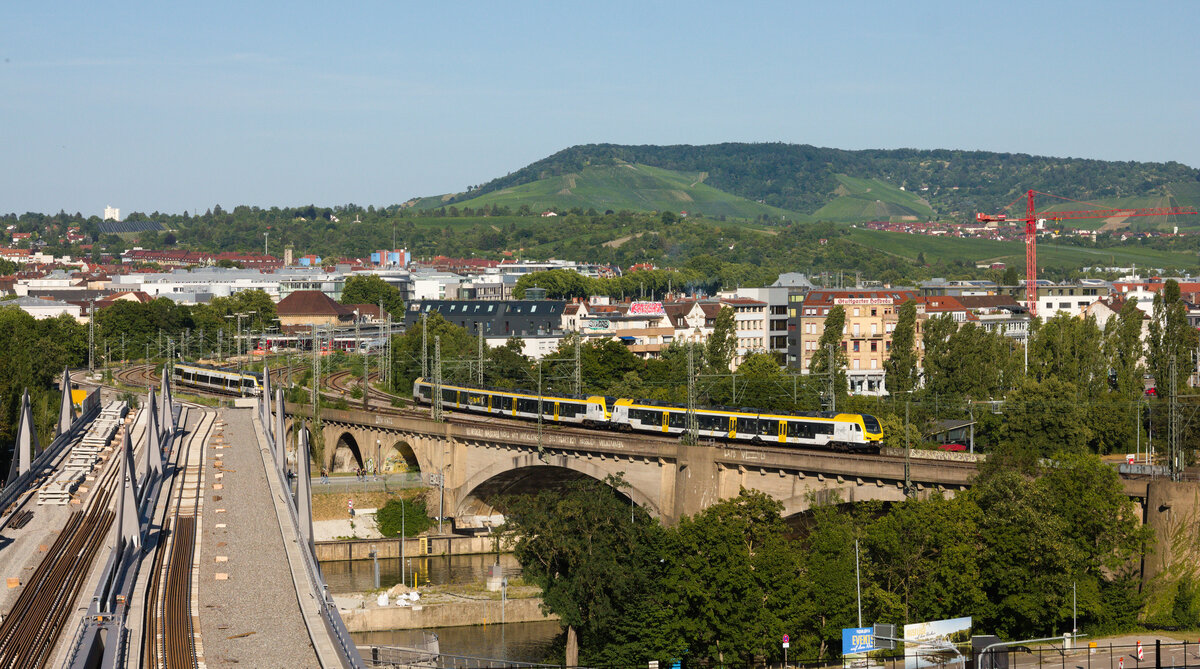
1147, 280, 1198, 395
865, 493, 987, 625
1104, 298, 1147, 399
1002, 266, 1020, 286
884, 300, 918, 395
808, 305, 847, 399
971, 467, 1081, 637
797, 501, 858, 659
999, 377, 1091, 463
501, 474, 665, 667
919, 314, 958, 397
665, 489, 804, 666
340, 274, 404, 318
1037, 452, 1150, 630
733, 352, 793, 412
1029, 313, 1106, 396
704, 305, 738, 371
390, 313, 475, 394
374, 494, 434, 537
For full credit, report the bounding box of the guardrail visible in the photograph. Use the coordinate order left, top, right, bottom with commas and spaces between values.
266, 403, 366, 668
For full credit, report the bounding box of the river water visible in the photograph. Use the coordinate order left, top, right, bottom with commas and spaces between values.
327, 554, 559, 662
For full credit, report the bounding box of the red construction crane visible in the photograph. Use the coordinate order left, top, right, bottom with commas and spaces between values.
975, 189, 1199, 316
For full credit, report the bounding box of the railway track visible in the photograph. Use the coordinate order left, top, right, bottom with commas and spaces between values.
143, 407, 214, 669
317, 371, 979, 476
325, 369, 401, 408
0, 412, 126, 668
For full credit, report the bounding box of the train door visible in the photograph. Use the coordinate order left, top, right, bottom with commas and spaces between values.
778, 420, 787, 443
554, 402, 560, 421
662, 411, 669, 432
729, 416, 737, 439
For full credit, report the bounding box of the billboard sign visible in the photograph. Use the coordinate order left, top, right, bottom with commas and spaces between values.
629, 301, 666, 315
842, 627, 876, 655
833, 298, 893, 306
903, 617, 972, 669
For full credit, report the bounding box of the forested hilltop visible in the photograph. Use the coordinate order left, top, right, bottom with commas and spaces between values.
431, 143, 1200, 218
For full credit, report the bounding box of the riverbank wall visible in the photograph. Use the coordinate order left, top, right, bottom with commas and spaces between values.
316, 534, 507, 562
338, 597, 557, 633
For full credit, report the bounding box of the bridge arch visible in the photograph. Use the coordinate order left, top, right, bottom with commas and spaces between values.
456, 456, 664, 524
384, 439, 420, 474
331, 431, 364, 472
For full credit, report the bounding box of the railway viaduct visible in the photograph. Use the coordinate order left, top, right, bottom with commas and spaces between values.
282, 404, 1200, 587
285, 404, 1005, 527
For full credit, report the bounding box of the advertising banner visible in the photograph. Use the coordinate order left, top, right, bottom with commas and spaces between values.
842, 627, 876, 655
903, 617, 972, 669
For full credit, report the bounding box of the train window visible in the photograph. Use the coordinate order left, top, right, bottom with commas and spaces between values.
442, 388, 457, 403
699, 414, 727, 431
560, 403, 583, 418
668, 412, 686, 428
758, 419, 777, 435
817, 423, 834, 435
792, 422, 818, 439
862, 414, 881, 433
498, 396, 512, 411
517, 398, 538, 414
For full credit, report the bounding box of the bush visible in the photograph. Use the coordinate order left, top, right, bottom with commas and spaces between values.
1173, 576, 1199, 628
375, 495, 434, 538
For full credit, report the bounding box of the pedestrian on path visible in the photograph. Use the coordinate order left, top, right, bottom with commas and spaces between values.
348, 498, 355, 517
320, 466, 329, 484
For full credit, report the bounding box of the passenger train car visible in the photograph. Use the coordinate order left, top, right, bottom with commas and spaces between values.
172, 363, 263, 396
412, 379, 883, 453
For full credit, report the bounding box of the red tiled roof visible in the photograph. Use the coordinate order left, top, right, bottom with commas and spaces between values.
276, 290, 356, 317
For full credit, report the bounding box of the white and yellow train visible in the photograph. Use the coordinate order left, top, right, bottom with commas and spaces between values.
172, 363, 263, 396
412, 379, 883, 453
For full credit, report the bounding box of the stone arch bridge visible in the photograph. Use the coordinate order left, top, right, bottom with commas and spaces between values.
283, 404, 1030, 528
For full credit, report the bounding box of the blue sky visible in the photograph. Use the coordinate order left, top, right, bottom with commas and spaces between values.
2, 1, 1197, 215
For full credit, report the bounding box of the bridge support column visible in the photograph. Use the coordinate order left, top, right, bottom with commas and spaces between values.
668, 443, 721, 524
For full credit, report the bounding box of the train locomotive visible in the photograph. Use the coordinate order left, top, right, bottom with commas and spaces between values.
412, 378, 883, 453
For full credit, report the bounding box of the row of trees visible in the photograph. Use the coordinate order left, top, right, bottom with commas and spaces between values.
503, 451, 1149, 667
0, 308, 88, 479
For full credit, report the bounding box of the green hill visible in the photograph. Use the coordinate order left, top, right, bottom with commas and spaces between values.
810, 175, 934, 222
420, 162, 795, 220
432, 143, 1200, 223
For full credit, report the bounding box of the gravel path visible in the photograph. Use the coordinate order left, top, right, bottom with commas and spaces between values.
197, 408, 319, 668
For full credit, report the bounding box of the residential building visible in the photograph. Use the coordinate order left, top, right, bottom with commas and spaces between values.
718, 297, 768, 367
795, 289, 919, 395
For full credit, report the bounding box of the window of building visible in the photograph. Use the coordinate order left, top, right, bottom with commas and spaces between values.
871, 308, 877, 316
853, 341, 860, 352
870, 341, 877, 352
